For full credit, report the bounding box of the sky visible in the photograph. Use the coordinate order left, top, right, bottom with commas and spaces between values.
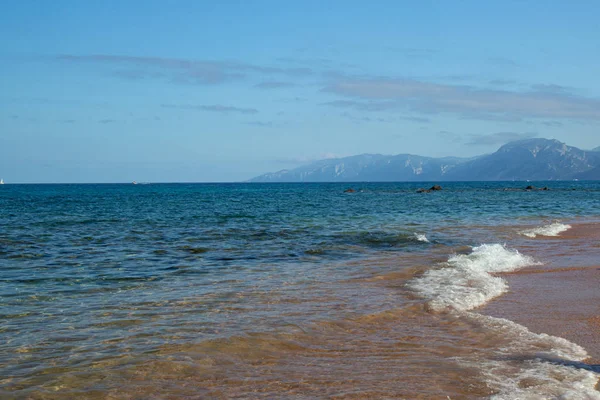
1, 0, 600, 183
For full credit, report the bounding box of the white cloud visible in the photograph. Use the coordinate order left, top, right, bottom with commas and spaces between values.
322, 78, 600, 121
161, 104, 258, 114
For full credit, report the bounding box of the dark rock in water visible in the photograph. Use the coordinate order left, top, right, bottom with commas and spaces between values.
181, 246, 209, 254
417, 185, 441, 193
541, 186, 549, 191
305, 248, 325, 255
344, 188, 355, 193
525, 185, 536, 190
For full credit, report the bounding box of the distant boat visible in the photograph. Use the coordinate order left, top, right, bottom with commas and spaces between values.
132, 181, 137, 185
0, 179, 4, 185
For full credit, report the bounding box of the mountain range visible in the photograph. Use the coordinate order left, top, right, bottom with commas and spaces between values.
250, 139, 600, 182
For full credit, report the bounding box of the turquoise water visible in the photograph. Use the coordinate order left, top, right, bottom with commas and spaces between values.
1, 182, 599, 398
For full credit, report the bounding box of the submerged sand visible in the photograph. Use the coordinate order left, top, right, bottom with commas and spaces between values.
482, 222, 600, 365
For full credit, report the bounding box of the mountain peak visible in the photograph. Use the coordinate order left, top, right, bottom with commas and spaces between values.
498, 138, 563, 151
250, 138, 600, 182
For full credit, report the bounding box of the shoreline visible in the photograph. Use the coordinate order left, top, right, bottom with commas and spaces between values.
481, 222, 600, 367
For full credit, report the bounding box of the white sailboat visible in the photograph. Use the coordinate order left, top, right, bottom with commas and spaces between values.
0, 179, 4, 185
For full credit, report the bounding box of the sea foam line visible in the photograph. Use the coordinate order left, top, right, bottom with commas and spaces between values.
466, 314, 600, 400
408, 244, 599, 398
520, 222, 572, 238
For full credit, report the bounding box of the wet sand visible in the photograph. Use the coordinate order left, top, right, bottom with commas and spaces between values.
481, 222, 600, 365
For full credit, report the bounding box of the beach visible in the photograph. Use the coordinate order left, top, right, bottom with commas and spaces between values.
483, 222, 600, 367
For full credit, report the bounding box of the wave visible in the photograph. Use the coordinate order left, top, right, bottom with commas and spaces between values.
466, 314, 600, 400
409, 244, 537, 312
414, 233, 429, 243
408, 244, 599, 398
336, 230, 432, 248
520, 222, 572, 238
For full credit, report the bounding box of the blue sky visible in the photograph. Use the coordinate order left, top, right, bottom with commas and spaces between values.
2, 0, 600, 182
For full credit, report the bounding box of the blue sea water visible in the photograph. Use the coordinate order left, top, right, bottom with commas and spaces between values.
1, 182, 599, 398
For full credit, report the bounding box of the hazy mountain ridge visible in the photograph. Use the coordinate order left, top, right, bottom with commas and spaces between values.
252, 154, 473, 182
444, 139, 600, 181
251, 139, 600, 182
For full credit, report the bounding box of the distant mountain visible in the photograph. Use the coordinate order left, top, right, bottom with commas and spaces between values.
445, 139, 600, 181
250, 139, 600, 182
592, 146, 600, 152
251, 154, 474, 182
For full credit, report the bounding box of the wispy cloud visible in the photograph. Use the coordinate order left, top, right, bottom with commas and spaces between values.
486, 57, 519, 67
113, 69, 166, 80
323, 101, 429, 123
162, 104, 258, 114
58, 54, 313, 85
386, 47, 439, 59
322, 99, 397, 112
440, 74, 476, 82
322, 78, 600, 121
337, 110, 429, 124
540, 120, 563, 127
339, 112, 390, 124
489, 79, 516, 86
400, 116, 431, 123
459, 112, 524, 122
466, 132, 538, 146
245, 121, 274, 127
437, 130, 463, 142
279, 97, 308, 103
530, 83, 573, 94
254, 81, 295, 90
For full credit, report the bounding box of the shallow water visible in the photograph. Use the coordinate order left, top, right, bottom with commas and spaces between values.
1, 182, 599, 398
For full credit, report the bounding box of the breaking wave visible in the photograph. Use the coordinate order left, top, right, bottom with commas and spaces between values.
408, 244, 599, 398
409, 244, 537, 312
467, 314, 600, 400
520, 222, 572, 238
414, 233, 429, 243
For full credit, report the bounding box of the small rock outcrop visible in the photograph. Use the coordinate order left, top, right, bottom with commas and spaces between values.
416, 188, 430, 193
344, 188, 355, 193
430, 185, 442, 191
525, 185, 536, 190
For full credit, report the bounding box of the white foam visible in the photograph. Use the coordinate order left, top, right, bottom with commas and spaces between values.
409, 244, 537, 312
462, 314, 599, 400
414, 233, 429, 243
520, 222, 572, 238
408, 244, 599, 398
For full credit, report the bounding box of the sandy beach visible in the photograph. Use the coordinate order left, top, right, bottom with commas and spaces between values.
482, 222, 600, 368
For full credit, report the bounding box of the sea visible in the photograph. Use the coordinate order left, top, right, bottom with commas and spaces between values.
1, 182, 599, 399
